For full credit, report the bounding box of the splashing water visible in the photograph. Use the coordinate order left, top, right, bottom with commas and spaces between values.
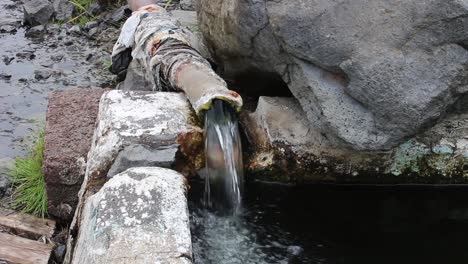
203, 100, 244, 214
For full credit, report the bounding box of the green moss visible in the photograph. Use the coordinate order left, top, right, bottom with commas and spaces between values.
9, 131, 47, 218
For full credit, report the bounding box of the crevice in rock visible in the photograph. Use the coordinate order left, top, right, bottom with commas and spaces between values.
448, 92, 468, 114
225, 70, 293, 111
456, 41, 468, 52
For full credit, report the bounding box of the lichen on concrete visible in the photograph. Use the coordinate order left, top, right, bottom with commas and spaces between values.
72, 167, 192, 264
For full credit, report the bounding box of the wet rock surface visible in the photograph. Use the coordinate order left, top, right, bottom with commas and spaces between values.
243, 96, 468, 183
198, 0, 468, 151
42, 88, 107, 221
72, 167, 192, 264
0, 0, 115, 177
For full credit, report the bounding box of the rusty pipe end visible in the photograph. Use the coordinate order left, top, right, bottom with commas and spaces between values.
174, 63, 243, 115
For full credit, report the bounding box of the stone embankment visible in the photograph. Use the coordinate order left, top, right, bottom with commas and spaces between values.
56, 90, 201, 263
11, 0, 467, 263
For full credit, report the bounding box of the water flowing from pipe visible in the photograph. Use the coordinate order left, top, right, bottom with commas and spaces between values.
203, 100, 244, 214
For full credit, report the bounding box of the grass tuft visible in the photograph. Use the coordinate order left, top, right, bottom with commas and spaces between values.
69, 0, 96, 27
164, 0, 174, 9
9, 131, 47, 218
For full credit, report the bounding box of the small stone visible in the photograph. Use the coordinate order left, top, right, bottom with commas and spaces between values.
0, 174, 9, 199
84, 21, 99, 31
23, 0, 54, 26
87, 2, 104, 15
287, 246, 303, 256
16, 51, 35, 60
50, 54, 64, 62
0, 73, 12, 80
34, 69, 52, 80
0, 17, 20, 27
180, 0, 195, 11
25, 25, 45, 38
0, 158, 13, 199
47, 23, 60, 34
53, 244, 66, 263
0, 25, 16, 33
2, 56, 14, 65
87, 27, 100, 39
53, 0, 75, 20
69, 25, 81, 35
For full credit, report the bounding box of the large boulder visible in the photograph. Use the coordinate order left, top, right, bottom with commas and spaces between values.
23, 0, 54, 26
198, 0, 468, 151
71, 167, 192, 264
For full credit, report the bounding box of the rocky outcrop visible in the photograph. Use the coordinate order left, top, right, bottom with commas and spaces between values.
243, 96, 468, 183
42, 88, 107, 221
198, 0, 468, 151
23, 0, 54, 26
71, 167, 192, 264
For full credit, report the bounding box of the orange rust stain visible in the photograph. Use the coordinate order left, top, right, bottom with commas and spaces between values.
143, 5, 161, 12
230, 91, 240, 98
151, 39, 162, 56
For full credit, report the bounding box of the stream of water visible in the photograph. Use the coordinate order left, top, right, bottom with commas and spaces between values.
203, 100, 244, 214
197, 100, 311, 263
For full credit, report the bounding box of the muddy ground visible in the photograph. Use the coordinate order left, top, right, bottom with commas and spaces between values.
0, 0, 119, 194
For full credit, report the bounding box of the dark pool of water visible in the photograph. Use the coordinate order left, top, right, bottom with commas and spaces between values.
189, 178, 468, 264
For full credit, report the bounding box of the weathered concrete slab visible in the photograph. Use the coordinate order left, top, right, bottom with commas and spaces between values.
84, 90, 203, 190
42, 88, 107, 221
71, 167, 192, 264
242, 97, 468, 183
66, 90, 203, 263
